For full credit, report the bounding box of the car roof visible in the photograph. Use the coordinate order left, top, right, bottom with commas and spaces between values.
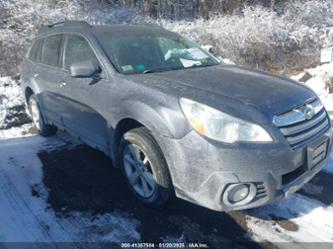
36, 21, 176, 38
93, 24, 177, 37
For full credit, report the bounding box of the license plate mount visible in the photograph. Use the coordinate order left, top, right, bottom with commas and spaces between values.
307, 139, 328, 169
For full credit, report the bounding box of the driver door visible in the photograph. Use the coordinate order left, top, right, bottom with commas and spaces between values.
59, 34, 109, 150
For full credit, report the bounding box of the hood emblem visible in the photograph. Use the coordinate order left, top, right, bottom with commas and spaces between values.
304, 105, 315, 120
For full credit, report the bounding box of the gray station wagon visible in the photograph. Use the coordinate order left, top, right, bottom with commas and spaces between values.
20, 21, 333, 212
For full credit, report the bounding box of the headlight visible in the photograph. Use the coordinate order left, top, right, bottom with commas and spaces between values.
180, 98, 272, 143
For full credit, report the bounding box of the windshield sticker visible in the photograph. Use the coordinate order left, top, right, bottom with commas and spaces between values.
180, 58, 202, 68
187, 48, 209, 60
164, 48, 189, 61
121, 65, 134, 71
165, 48, 209, 62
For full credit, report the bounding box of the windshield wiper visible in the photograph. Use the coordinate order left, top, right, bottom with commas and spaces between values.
142, 66, 183, 74
142, 64, 217, 74
187, 63, 218, 69
142, 69, 166, 74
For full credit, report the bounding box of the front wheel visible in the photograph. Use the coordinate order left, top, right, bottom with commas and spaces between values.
119, 127, 174, 207
28, 94, 57, 136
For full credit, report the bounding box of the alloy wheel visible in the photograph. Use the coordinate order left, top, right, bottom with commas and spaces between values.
123, 143, 157, 199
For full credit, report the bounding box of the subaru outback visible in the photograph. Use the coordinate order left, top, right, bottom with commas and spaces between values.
20, 21, 333, 211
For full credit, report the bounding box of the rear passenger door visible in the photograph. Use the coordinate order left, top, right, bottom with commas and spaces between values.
34, 34, 66, 126
60, 34, 109, 150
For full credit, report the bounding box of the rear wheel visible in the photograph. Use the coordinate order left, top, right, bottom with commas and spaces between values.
119, 127, 173, 207
28, 94, 57, 136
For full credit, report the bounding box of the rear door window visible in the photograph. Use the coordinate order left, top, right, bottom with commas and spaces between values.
64, 35, 99, 70
42, 35, 63, 67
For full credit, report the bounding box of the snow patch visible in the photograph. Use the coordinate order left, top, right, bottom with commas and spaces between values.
0, 77, 30, 129
0, 123, 35, 140
246, 193, 333, 243
0, 130, 141, 242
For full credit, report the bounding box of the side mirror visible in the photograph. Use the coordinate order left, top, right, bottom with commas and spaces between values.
70, 61, 100, 78
201, 45, 214, 54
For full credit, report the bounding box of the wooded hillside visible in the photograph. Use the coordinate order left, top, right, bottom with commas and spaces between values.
0, 0, 332, 76
97, 0, 286, 19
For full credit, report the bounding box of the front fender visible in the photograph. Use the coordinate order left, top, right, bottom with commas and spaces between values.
115, 100, 192, 139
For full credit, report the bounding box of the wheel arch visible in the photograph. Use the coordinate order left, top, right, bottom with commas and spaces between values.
110, 101, 191, 162
111, 109, 175, 164
25, 87, 34, 104
112, 118, 144, 155
111, 117, 157, 167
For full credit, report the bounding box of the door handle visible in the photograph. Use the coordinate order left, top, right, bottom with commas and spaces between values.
59, 82, 67, 88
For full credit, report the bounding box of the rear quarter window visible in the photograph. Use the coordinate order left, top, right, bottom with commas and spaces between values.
42, 35, 63, 67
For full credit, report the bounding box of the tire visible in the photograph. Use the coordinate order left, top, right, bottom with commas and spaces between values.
119, 127, 174, 207
28, 94, 57, 136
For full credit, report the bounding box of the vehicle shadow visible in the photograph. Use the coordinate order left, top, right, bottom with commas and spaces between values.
298, 171, 333, 206
38, 145, 263, 249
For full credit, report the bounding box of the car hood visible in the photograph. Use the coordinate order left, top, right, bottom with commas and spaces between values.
129, 65, 316, 116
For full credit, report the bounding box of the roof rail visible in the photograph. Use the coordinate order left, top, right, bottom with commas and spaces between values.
133, 22, 164, 29
38, 20, 92, 34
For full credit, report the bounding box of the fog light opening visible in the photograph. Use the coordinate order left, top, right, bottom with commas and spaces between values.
223, 183, 257, 207
228, 184, 250, 204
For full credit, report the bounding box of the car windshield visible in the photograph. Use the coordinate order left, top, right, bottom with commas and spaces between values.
97, 33, 220, 74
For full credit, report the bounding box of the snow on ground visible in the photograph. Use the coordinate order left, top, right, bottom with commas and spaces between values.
0, 123, 36, 139
0, 130, 140, 243
0, 77, 30, 129
0, 77, 23, 108
246, 193, 333, 246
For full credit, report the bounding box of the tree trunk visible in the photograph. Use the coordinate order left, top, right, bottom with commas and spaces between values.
200, 0, 209, 19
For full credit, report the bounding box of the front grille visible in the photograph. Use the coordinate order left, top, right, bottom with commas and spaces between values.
273, 99, 330, 149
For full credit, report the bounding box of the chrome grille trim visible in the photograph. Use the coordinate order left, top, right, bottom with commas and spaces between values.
274, 99, 330, 149
286, 118, 329, 145
273, 99, 324, 127
280, 110, 327, 136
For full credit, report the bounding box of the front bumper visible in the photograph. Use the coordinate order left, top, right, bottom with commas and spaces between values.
154, 127, 333, 212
